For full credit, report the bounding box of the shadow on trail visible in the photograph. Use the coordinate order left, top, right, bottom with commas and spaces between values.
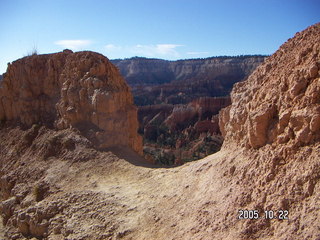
107, 146, 176, 169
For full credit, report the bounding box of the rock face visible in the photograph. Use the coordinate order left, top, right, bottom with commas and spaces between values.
214, 23, 320, 239
0, 50, 142, 153
112, 56, 265, 105
220, 23, 320, 151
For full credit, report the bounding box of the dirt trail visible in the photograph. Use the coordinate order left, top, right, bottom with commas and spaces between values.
58, 148, 233, 240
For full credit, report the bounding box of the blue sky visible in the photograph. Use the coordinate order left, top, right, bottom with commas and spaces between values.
0, 0, 319, 73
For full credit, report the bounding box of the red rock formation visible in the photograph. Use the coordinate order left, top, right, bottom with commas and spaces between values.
194, 115, 220, 135
0, 50, 142, 154
165, 96, 230, 131
139, 97, 230, 164
164, 104, 198, 131
138, 104, 174, 129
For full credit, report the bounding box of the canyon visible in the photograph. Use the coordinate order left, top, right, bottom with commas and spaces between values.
113, 56, 264, 164
139, 96, 231, 164
0, 23, 319, 240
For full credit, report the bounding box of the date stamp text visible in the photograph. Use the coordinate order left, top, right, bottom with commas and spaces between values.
238, 210, 289, 220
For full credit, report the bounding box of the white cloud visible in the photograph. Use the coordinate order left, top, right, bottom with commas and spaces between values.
105, 44, 122, 51
187, 51, 209, 55
131, 44, 183, 58
102, 43, 185, 59
54, 40, 92, 50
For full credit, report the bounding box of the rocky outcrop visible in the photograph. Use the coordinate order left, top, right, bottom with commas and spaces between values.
215, 23, 320, 239
220, 23, 320, 150
113, 56, 265, 105
0, 50, 142, 153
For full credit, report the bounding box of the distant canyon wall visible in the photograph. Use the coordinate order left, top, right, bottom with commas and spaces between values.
112, 56, 265, 105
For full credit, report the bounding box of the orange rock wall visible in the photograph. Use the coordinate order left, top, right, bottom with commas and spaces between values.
220, 23, 320, 150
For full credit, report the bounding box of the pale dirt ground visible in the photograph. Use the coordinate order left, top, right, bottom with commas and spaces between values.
46, 148, 243, 240
1, 143, 319, 239
49, 144, 319, 240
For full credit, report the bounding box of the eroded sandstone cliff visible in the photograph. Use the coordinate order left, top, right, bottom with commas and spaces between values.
0, 50, 142, 153
220, 24, 320, 150
216, 23, 320, 239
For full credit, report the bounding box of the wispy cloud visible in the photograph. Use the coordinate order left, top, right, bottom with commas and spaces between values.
54, 40, 92, 50
102, 43, 184, 59
105, 44, 122, 51
131, 44, 183, 58
187, 51, 209, 55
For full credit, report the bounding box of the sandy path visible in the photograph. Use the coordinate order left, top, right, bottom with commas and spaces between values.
81, 150, 232, 240
48, 147, 236, 239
